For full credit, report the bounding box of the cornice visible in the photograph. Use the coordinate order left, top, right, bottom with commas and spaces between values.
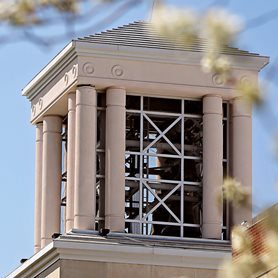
22, 41, 77, 101
7, 235, 231, 278
6, 243, 59, 278
22, 40, 269, 103
74, 41, 269, 71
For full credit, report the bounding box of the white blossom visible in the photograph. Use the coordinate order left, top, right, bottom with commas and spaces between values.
202, 8, 243, 49
151, 6, 198, 45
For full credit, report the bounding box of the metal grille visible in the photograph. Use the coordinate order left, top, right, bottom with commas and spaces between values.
96, 93, 106, 230
125, 96, 204, 238
61, 117, 68, 234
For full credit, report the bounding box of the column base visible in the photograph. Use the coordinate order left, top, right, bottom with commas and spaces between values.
41, 237, 52, 248
34, 245, 41, 253
65, 219, 74, 233
232, 206, 252, 226
202, 223, 222, 239
74, 215, 94, 230
105, 215, 125, 232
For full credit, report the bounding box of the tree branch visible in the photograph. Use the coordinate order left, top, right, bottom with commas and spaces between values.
245, 7, 278, 30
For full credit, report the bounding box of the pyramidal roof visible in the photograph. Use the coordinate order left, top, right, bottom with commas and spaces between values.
77, 21, 260, 57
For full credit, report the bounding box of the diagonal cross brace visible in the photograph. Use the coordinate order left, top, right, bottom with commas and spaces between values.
142, 181, 181, 223
143, 113, 182, 156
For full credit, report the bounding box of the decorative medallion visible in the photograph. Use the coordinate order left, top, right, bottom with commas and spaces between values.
72, 65, 78, 78
32, 105, 36, 116
111, 65, 124, 77
38, 98, 43, 110
64, 73, 69, 85
82, 62, 95, 75
212, 74, 225, 86
240, 75, 251, 86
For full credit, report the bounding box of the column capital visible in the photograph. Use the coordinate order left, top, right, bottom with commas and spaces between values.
68, 92, 76, 112
107, 86, 125, 90
43, 115, 62, 133
232, 97, 252, 117
203, 94, 222, 98
35, 123, 43, 142
106, 87, 126, 107
76, 86, 96, 106
68, 91, 76, 96
203, 95, 223, 115
77, 84, 95, 88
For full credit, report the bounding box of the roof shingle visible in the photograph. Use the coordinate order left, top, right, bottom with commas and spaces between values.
77, 21, 259, 57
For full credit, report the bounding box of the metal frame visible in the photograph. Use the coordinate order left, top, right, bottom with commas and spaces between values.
125, 95, 204, 238
96, 96, 106, 228
60, 118, 68, 234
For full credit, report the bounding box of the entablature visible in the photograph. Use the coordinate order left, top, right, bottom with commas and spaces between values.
25, 41, 268, 124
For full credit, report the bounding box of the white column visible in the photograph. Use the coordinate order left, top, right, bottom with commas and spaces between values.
74, 86, 97, 230
65, 93, 76, 232
41, 116, 62, 248
232, 97, 252, 225
202, 95, 223, 239
105, 87, 126, 232
34, 123, 43, 253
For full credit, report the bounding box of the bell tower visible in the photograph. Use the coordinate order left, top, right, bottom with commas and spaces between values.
9, 22, 268, 278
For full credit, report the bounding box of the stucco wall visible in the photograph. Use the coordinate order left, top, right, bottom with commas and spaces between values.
41, 259, 221, 278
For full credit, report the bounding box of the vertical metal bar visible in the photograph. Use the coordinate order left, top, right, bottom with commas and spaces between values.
146, 149, 149, 235
61, 123, 67, 234
180, 100, 185, 238
226, 102, 230, 239
139, 96, 144, 234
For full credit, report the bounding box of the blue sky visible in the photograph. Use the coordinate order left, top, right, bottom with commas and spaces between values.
1, 0, 278, 276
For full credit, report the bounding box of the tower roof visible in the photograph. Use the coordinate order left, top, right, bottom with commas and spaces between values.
77, 21, 260, 57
